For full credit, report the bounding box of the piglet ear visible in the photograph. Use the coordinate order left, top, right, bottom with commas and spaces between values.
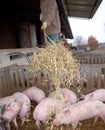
80, 93, 85, 98
7, 102, 16, 111
6, 106, 11, 111
6, 103, 14, 111
64, 108, 71, 116
5, 103, 11, 111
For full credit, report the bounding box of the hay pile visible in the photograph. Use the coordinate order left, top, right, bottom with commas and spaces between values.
31, 43, 80, 92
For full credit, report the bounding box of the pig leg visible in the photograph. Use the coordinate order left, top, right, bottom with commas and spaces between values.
93, 115, 99, 125
26, 111, 30, 119
0, 125, 3, 130
12, 117, 18, 130
21, 115, 31, 126
36, 120, 40, 129
71, 121, 78, 130
3, 121, 10, 130
99, 114, 105, 123
21, 117, 26, 126
0, 123, 5, 130
0, 125, 4, 130
65, 124, 71, 130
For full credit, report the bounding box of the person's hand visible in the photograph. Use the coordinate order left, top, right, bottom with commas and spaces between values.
41, 22, 47, 30
40, 14, 43, 21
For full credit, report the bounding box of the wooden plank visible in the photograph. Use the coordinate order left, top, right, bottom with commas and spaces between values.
94, 72, 98, 88
90, 71, 94, 89
103, 74, 105, 88
13, 67, 20, 88
4, 69, 10, 88
1, 70, 8, 96
97, 72, 101, 88
23, 68, 30, 88
9, 70, 17, 95
0, 74, 4, 97
101, 74, 105, 88
18, 67, 25, 88
86, 71, 90, 89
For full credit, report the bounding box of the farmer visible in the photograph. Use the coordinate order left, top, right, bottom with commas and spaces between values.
40, 0, 61, 43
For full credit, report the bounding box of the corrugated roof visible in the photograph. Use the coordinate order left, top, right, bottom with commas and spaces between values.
57, 0, 102, 39
64, 0, 102, 18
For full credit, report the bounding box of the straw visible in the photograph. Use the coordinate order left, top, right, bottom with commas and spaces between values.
31, 42, 80, 92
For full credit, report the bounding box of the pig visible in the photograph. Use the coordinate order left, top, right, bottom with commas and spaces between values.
0, 96, 18, 130
12, 92, 31, 125
80, 89, 105, 102
53, 100, 105, 130
1, 101, 22, 130
23, 86, 45, 103
48, 88, 78, 104
33, 97, 70, 129
0, 96, 16, 106
0, 104, 7, 130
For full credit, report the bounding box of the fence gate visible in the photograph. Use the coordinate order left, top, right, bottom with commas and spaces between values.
0, 64, 31, 98
80, 64, 105, 94
0, 64, 105, 97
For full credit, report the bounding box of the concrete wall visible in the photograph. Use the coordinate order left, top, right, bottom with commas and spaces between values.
0, 48, 39, 68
